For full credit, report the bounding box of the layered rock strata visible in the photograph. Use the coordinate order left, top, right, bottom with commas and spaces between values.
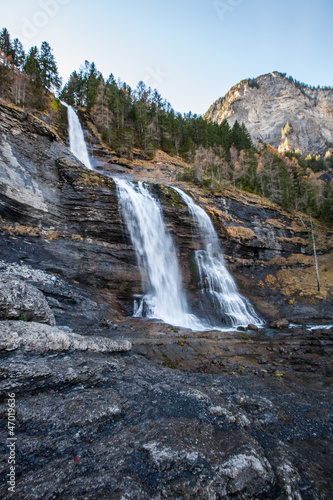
1, 100, 332, 323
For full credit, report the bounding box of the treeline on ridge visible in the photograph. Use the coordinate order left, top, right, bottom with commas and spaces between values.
0, 27, 61, 110
59, 60, 253, 159
0, 27, 332, 223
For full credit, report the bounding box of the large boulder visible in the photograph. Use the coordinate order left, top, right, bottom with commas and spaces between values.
269, 318, 290, 329
0, 277, 55, 325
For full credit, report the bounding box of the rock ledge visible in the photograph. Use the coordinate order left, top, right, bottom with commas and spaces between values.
0, 320, 131, 353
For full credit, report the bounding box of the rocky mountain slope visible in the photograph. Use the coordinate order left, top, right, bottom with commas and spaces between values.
205, 72, 333, 155
1, 99, 333, 499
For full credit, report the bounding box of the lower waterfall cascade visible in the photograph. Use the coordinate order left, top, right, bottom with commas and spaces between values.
173, 187, 262, 327
115, 178, 207, 331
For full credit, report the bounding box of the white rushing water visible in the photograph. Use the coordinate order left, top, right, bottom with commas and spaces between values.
174, 187, 262, 327
62, 103, 93, 170
115, 178, 207, 330
63, 101, 260, 330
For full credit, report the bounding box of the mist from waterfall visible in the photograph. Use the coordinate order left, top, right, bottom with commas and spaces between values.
115, 178, 207, 331
174, 187, 262, 327
63, 103, 93, 170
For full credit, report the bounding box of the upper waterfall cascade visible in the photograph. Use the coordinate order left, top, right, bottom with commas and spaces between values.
174, 187, 262, 327
63, 103, 93, 170
115, 178, 207, 331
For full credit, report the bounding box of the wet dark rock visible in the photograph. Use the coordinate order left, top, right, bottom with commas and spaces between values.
270, 318, 290, 329
248, 323, 259, 331
0, 267, 332, 499
16, 388, 124, 430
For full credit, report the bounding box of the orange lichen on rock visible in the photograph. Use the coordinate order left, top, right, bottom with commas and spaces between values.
226, 226, 256, 241
267, 254, 313, 267
276, 253, 333, 302
0, 220, 42, 237
264, 274, 280, 289
265, 219, 288, 229
277, 236, 307, 246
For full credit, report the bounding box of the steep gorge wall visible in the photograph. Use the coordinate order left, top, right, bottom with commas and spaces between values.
1, 101, 332, 323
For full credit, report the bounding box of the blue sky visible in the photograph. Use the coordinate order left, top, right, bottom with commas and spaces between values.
1, 0, 332, 115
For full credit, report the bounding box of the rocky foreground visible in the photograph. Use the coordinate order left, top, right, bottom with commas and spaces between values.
0, 270, 332, 499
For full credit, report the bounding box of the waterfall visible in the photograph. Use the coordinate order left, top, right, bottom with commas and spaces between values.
62, 99, 260, 330
174, 187, 262, 327
63, 103, 92, 170
115, 178, 207, 331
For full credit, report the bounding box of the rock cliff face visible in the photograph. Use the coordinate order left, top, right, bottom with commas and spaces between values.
1, 100, 333, 323
205, 72, 333, 155
158, 185, 333, 322
0, 101, 140, 305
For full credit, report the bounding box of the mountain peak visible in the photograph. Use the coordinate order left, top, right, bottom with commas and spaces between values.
205, 73, 333, 155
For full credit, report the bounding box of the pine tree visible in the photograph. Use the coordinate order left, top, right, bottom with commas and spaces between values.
39, 41, 61, 91
218, 119, 231, 151
86, 62, 102, 111
59, 71, 79, 105
230, 121, 242, 149
24, 46, 41, 83
240, 123, 253, 150
12, 38, 25, 70
321, 182, 333, 223
135, 81, 150, 148
0, 28, 13, 66
230, 121, 253, 151
23, 46, 46, 109
0, 48, 11, 93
